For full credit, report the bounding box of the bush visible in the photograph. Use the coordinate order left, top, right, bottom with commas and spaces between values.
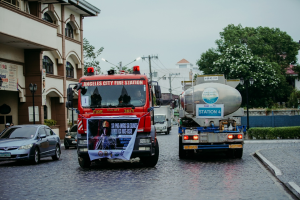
44, 119, 57, 127
248, 126, 300, 139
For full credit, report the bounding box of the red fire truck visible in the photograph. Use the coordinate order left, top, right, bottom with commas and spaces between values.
66, 66, 161, 168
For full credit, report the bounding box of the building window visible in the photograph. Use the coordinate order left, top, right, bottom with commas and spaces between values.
179, 64, 187, 68
3, 0, 20, 9
65, 23, 74, 38
43, 12, 53, 23
66, 62, 74, 78
43, 56, 54, 74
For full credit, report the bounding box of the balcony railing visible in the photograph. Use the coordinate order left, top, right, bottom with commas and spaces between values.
1, 0, 20, 9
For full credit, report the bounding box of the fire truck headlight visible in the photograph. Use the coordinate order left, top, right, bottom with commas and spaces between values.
140, 138, 150, 144
79, 140, 87, 145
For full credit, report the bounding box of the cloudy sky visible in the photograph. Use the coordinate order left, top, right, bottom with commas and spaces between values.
84, 0, 300, 74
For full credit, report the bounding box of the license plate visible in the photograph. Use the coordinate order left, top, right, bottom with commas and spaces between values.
72, 141, 77, 144
229, 144, 243, 148
184, 145, 197, 150
0, 152, 11, 157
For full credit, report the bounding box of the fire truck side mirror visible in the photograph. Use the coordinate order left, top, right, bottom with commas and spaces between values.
67, 88, 73, 102
154, 85, 162, 99
73, 83, 82, 91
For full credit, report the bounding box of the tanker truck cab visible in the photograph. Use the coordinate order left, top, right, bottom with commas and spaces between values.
66, 66, 162, 168
178, 75, 245, 159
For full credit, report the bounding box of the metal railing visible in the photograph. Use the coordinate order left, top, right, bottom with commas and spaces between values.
1, 0, 20, 9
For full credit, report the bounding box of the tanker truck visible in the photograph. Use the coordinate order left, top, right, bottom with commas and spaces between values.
178, 74, 245, 159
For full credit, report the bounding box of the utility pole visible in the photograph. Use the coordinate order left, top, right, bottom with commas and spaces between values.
168, 77, 172, 99
168, 73, 180, 100
141, 55, 158, 83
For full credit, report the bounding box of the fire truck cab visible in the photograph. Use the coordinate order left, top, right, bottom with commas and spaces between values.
66, 66, 161, 168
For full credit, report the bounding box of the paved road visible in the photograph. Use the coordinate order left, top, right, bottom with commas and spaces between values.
0, 126, 298, 200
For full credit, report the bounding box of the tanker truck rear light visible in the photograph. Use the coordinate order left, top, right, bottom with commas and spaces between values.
193, 135, 199, 140
183, 135, 189, 140
228, 134, 233, 139
238, 134, 243, 139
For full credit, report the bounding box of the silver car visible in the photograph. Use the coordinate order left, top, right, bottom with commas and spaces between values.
0, 125, 61, 164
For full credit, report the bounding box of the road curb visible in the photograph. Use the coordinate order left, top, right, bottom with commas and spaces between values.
286, 182, 300, 199
255, 150, 282, 176
255, 150, 300, 198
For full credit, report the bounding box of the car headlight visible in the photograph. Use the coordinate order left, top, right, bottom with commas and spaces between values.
65, 136, 71, 139
19, 144, 33, 150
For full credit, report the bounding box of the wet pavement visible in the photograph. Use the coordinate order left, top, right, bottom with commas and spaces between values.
0, 126, 299, 200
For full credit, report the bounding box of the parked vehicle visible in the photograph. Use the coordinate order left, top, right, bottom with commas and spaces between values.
64, 125, 77, 149
0, 125, 61, 164
179, 75, 244, 159
154, 106, 172, 134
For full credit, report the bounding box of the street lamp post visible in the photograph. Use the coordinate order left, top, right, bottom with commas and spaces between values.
29, 83, 37, 124
240, 77, 254, 130
0, 77, 3, 89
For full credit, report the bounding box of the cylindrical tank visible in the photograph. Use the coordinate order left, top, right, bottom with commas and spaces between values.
180, 83, 242, 116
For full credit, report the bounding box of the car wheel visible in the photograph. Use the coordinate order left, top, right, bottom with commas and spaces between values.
140, 140, 159, 167
65, 145, 69, 150
78, 156, 91, 168
52, 145, 61, 160
31, 147, 40, 164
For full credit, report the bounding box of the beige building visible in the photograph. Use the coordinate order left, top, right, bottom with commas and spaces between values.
0, 0, 100, 138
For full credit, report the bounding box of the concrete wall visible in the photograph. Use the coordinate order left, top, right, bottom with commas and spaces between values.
0, 7, 57, 49
0, 44, 24, 63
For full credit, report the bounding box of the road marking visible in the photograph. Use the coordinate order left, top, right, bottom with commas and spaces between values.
255, 150, 282, 176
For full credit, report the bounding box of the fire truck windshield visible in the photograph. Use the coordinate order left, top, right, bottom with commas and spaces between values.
80, 85, 146, 108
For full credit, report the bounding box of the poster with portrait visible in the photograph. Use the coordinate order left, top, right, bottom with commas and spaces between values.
87, 117, 140, 161
0, 62, 18, 91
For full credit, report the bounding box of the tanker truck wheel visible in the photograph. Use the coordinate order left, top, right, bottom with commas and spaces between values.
179, 136, 186, 159
234, 148, 243, 158
78, 155, 91, 168
140, 140, 159, 167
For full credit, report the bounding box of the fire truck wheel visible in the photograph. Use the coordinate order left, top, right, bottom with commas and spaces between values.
179, 136, 186, 159
140, 140, 159, 167
78, 156, 91, 168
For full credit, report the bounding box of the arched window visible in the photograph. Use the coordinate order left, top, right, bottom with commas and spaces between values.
43, 56, 53, 74
43, 12, 53, 23
66, 62, 74, 78
65, 23, 74, 38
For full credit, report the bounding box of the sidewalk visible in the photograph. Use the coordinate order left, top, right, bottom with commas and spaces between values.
251, 140, 300, 198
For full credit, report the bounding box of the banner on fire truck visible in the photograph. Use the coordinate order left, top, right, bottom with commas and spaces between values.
87, 117, 140, 161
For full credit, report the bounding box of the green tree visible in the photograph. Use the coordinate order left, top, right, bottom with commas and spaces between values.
197, 24, 299, 107
287, 89, 300, 108
83, 38, 104, 75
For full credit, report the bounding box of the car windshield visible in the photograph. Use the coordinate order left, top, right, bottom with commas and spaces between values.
80, 83, 146, 108
0, 127, 37, 139
154, 115, 166, 123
